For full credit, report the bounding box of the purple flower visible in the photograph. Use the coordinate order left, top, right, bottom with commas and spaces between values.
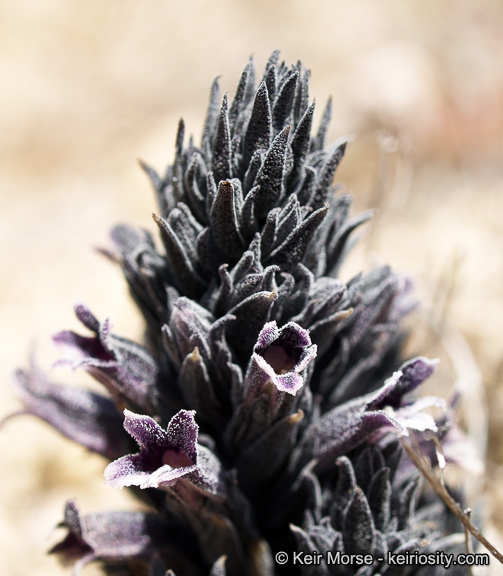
105, 409, 223, 497
244, 320, 317, 397
292, 357, 440, 473
49, 500, 199, 575
9, 368, 128, 460
54, 304, 162, 414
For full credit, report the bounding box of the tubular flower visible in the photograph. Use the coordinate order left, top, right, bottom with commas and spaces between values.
12, 52, 471, 576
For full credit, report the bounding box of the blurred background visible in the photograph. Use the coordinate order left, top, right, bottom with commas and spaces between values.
1, 0, 503, 574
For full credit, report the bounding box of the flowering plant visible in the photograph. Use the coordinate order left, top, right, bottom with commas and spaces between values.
12, 52, 476, 576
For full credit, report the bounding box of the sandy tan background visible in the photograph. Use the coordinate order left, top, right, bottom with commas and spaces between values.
1, 1, 503, 574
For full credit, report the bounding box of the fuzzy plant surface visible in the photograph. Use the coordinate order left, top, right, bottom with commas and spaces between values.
13, 52, 472, 576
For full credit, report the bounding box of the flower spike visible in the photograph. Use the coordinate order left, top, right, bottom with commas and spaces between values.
10, 52, 476, 576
